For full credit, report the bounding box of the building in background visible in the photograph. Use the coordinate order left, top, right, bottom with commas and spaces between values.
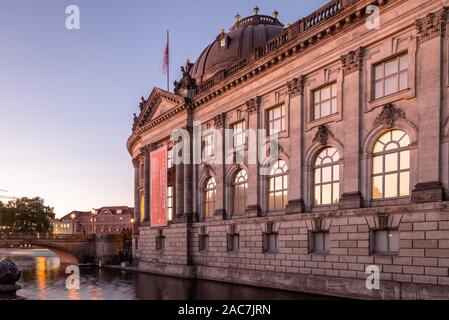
54, 206, 134, 236
128, 0, 449, 299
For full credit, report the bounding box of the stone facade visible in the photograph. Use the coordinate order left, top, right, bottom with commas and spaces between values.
128, 0, 449, 299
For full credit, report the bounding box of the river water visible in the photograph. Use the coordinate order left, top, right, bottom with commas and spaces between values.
0, 249, 329, 300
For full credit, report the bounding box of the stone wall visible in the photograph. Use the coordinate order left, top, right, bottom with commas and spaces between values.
135, 202, 449, 299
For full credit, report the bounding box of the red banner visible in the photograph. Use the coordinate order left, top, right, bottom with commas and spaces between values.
150, 145, 168, 227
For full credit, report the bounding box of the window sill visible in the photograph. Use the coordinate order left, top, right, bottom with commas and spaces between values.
369, 197, 410, 207
367, 89, 413, 112
308, 113, 340, 130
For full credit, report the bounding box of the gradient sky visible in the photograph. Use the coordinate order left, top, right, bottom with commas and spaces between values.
0, 0, 328, 217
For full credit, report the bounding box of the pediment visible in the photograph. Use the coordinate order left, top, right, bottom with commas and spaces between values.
135, 88, 184, 129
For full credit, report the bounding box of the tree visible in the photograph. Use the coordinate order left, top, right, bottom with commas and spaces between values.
1, 197, 55, 233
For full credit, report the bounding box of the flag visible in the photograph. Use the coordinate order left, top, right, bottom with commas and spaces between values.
162, 31, 169, 75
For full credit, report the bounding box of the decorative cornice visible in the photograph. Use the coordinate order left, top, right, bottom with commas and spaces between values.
340, 47, 364, 75
416, 7, 448, 43
287, 75, 305, 96
213, 113, 226, 128
245, 96, 262, 116
313, 124, 334, 145
373, 103, 406, 129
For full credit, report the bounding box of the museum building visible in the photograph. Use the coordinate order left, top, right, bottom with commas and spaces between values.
127, 0, 449, 299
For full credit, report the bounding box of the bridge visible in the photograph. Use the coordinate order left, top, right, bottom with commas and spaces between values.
0, 234, 130, 265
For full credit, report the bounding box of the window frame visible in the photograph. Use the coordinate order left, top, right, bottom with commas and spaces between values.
371, 130, 411, 201
267, 104, 286, 136
372, 229, 399, 255
312, 82, 338, 120
233, 170, 248, 216
313, 147, 340, 207
309, 231, 331, 254
372, 53, 409, 101
267, 160, 289, 212
204, 177, 216, 218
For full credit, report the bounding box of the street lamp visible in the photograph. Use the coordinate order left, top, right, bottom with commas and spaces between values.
91, 208, 97, 234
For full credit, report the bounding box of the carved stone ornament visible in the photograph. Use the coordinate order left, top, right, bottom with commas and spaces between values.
245, 96, 262, 115
139, 97, 146, 110
287, 75, 305, 96
313, 124, 333, 145
416, 7, 448, 42
214, 113, 226, 128
373, 103, 406, 129
174, 60, 197, 95
340, 47, 364, 75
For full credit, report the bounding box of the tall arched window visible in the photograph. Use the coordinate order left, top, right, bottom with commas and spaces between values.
233, 170, 248, 215
314, 147, 340, 206
204, 177, 216, 218
268, 160, 288, 211
372, 130, 411, 199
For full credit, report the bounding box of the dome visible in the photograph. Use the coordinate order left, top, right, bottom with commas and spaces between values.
191, 14, 285, 82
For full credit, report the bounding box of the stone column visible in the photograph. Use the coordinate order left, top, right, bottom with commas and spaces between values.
286, 76, 305, 214
213, 113, 226, 219
184, 125, 194, 219
245, 97, 262, 217
132, 158, 140, 229
339, 47, 364, 209
411, 9, 446, 203
175, 143, 185, 220
140, 145, 153, 224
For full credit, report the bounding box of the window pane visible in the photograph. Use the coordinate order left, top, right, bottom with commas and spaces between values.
314, 105, 321, 119
399, 134, 410, 147
373, 176, 383, 199
268, 194, 274, 210
333, 165, 339, 181
400, 172, 410, 197
373, 156, 383, 174
373, 141, 384, 153
315, 187, 321, 206
400, 151, 410, 170
385, 153, 398, 172
314, 233, 324, 252
333, 183, 340, 204
375, 64, 384, 80
375, 81, 383, 99
314, 90, 320, 102
315, 169, 321, 184
385, 76, 398, 96
331, 84, 337, 97
385, 173, 398, 198
399, 72, 408, 91
385, 59, 398, 76
331, 98, 337, 114
321, 87, 331, 100
322, 166, 332, 183
322, 184, 332, 205
321, 101, 331, 117
399, 55, 408, 71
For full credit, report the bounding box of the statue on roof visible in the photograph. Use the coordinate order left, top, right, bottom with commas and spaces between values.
174, 59, 197, 96
139, 97, 146, 110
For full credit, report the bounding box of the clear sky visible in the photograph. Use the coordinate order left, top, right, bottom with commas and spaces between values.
0, 0, 328, 217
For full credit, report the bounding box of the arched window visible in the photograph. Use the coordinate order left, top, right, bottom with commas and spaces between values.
372, 130, 411, 199
204, 177, 216, 218
268, 160, 288, 211
233, 170, 248, 215
314, 147, 340, 206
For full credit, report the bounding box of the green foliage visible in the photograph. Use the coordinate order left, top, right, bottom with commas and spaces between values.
0, 197, 55, 233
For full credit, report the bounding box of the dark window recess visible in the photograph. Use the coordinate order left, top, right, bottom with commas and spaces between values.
199, 234, 209, 252
155, 230, 166, 251
227, 233, 240, 252
373, 229, 399, 254
310, 232, 330, 254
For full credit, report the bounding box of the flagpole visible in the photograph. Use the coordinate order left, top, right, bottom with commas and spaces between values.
167, 30, 170, 92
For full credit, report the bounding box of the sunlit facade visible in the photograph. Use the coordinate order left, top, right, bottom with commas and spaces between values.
128, 0, 449, 299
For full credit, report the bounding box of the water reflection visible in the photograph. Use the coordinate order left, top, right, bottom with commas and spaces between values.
0, 249, 329, 300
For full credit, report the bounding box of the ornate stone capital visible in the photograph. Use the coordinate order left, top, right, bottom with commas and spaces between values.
132, 158, 140, 168
245, 96, 262, 116
287, 75, 305, 96
312, 124, 333, 145
213, 113, 226, 128
340, 47, 364, 75
140, 143, 158, 157
416, 7, 448, 42
373, 103, 406, 129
